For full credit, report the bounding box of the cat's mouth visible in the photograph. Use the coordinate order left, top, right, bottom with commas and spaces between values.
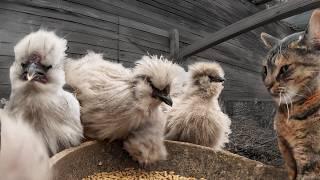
269, 87, 287, 97
272, 90, 297, 106
270, 93, 281, 97
270, 91, 286, 97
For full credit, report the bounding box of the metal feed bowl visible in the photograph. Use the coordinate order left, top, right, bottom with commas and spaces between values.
50, 140, 287, 179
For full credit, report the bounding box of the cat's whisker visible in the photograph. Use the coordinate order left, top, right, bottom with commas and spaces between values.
283, 94, 290, 121
286, 94, 293, 112
289, 91, 306, 98
293, 93, 305, 98
279, 92, 282, 106
304, 71, 320, 73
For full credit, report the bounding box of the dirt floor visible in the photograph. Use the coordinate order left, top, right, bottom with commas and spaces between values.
226, 114, 284, 167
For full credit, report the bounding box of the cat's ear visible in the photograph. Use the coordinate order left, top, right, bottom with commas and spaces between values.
261, 32, 279, 49
306, 9, 320, 49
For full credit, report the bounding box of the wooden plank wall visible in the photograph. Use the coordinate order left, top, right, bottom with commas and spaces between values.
0, 0, 292, 101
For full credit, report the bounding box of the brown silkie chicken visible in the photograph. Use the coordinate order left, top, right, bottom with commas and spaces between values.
165, 62, 231, 150
65, 54, 176, 165
5, 30, 83, 155
0, 109, 51, 180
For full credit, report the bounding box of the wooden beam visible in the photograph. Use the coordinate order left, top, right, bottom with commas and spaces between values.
178, 0, 320, 61
169, 29, 179, 61
249, 0, 272, 5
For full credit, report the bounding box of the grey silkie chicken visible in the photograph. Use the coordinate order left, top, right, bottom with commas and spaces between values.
65, 53, 176, 164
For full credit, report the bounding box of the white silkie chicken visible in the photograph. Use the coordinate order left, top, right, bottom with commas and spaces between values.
0, 109, 51, 180
165, 62, 231, 150
5, 30, 83, 155
65, 53, 176, 165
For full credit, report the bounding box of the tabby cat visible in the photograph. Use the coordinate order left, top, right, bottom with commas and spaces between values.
261, 9, 320, 180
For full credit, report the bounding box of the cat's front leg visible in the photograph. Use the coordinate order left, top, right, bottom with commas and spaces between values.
297, 173, 320, 180
295, 150, 320, 179
278, 135, 297, 180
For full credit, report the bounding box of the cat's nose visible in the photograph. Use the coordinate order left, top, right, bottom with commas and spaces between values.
270, 86, 284, 96
265, 81, 274, 90
264, 76, 274, 90
270, 88, 277, 95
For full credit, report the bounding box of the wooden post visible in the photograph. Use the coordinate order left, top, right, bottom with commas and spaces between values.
169, 29, 179, 62
177, 0, 320, 62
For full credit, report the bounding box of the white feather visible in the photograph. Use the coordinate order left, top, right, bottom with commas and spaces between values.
0, 109, 51, 180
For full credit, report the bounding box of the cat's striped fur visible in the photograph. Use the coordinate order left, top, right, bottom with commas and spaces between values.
261, 9, 320, 180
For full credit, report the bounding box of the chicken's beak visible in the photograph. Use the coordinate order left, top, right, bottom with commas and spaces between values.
155, 93, 173, 106
25, 62, 46, 81
217, 77, 225, 83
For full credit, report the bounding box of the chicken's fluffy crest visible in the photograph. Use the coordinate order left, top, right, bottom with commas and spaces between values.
134, 55, 176, 89
189, 61, 225, 79
14, 30, 67, 66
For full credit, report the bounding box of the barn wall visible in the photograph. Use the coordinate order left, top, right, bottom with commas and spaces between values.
0, 0, 291, 102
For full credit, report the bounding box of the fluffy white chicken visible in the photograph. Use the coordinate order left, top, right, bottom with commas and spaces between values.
5, 30, 83, 155
65, 53, 176, 164
0, 109, 51, 180
165, 62, 231, 150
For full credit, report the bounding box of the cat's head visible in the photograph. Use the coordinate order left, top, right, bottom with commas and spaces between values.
261, 9, 320, 105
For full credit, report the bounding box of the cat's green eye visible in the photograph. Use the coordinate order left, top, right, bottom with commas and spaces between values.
263, 66, 267, 75
280, 64, 290, 75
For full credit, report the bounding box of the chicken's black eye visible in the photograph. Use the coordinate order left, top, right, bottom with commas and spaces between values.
145, 77, 152, 86
163, 85, 170, 95
21, 63, 27, 69
45, 65, 52, 72
208, 75, 224, 83
208, 75, 214, 82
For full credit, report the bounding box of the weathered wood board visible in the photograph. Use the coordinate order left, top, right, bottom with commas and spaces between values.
0, 0, 292, 101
